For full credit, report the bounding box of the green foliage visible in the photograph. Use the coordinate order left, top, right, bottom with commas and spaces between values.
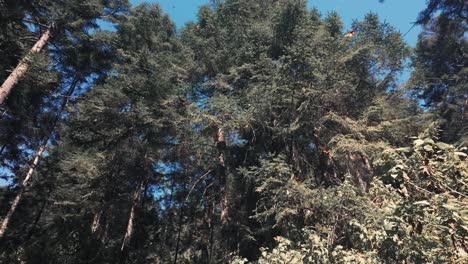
0, 0, 130, 184
1, 1, 466, 263
409, 0, 467, 143
375, 126, 468, 262
231, 128, 467, 263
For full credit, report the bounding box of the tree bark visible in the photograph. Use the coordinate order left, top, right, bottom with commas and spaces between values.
91, 209, 104, 234
0, 26, 52, 105
220, 190, 229, 223
0, 76, 78, 239
26, 189, 51, 240
0, 144, 45, 239
216, 127, 229, 223
173, 206, 184, 264
120, 177, 148, 263
208, 202, 215, 264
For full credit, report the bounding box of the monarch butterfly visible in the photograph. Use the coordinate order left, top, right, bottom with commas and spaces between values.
345, 30, 356, 38
178, 96, 189, 106
319, 146, 331, 154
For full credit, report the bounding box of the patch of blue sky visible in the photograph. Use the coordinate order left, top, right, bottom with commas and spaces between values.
132, 0, 426, 87
132, 0, 426, 48
153, 160, 182, 174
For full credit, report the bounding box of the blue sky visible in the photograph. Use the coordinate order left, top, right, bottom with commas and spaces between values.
130, 0, 427, 46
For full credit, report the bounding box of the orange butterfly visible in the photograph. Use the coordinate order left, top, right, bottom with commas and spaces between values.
319, 146, 331, 154
345, 30, 356, 38
178, 96, 189, 106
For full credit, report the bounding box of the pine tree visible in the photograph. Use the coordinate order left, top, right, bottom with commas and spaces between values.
5, 4, 192, 262
0, 0, 130, 199
179, 1, 421, 261
0, 0, 130, 260
1, 1, 464, 263
410, 0, 467, 144
0, 1, 59, 184
0, 0, 130, 104
0, 25, 52, 105
0, 76, 79, 239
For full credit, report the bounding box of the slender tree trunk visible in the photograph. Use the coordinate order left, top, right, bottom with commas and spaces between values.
91, 209, 104, 234
173, 180, 189, 264
120, 177, 148, 263
26, 189, 51, 240
0, 144, 45, 239
173, 207, 184, 264
91, 153, 121, 240
216, 127, 229, 223
142, 184, 148, 207
158, 180, 176, 256
220, 191, 229, 223
0, 26, 53, 105
462, 97, 467, 121
0, 76, 78, 239
216, 128, 226, 167
0, 144, 5, 156
208, 202, 215, 264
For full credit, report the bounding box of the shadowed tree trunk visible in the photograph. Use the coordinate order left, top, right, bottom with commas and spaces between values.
26, 188, 51, 240
91, 209, 104, 234
173, 206, 184, 264
0, 76, 78, 239
0, 25, 53, 105
0, 144, 45, 239
120, 176, 149, 263
216, 127, 229, 223
208, 202, 215, 263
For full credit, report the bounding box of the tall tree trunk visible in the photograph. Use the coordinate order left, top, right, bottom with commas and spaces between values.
26, 189, 51, 240
0, 144, 45, 239
0, 26, 52, 105
91, 209, 104, 234
216, 127, 229, 223
158, 180, 176, 256
220, 191, 229, 223
208, 202, 215, 264
91, 153, 121, 240
0, 144, 5, 156
0, 76, 78, 239
120, 177, 148, 263
173, 206, 184, 264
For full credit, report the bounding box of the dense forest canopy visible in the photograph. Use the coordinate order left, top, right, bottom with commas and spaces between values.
0, 0, 466, 263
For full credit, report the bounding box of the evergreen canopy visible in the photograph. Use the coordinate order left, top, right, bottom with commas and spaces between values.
0, 0, 466, 263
